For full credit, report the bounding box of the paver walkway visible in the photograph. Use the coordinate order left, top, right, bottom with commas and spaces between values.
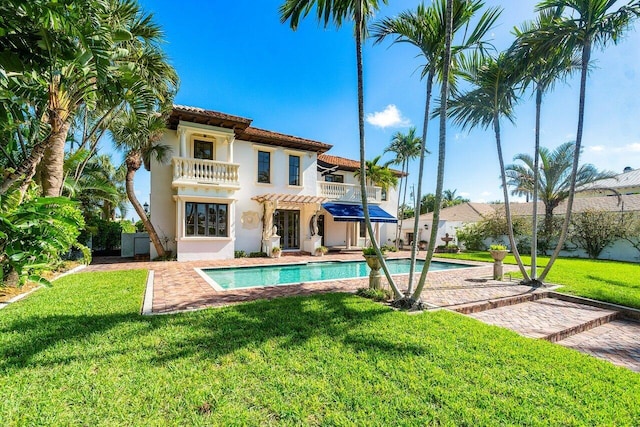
84, 254, 640, 372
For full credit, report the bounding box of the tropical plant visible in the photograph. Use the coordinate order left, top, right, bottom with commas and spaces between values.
0, 0, 176, 199
525, 0, 640, 281
280, 0, 404, 299
110, 110, 173, 258
384, 127, 422, 247
447, 52, 530, 282
354, 155, 398, 190
505, 141, 615, 253
0, 189, 89, 287
371, 0, 500, 301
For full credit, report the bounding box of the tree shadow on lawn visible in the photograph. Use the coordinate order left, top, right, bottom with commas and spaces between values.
0, 293, 432, 370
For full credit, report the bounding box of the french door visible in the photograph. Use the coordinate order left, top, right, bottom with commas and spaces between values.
275, 209, 300, 250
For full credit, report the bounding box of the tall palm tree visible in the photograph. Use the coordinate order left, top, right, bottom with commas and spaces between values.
384, 127, 421, 246
110, 110, 171, 258
371, 0, 500, 297
528, 0, 639, 281
280, 0, 405, 299
510, 9, 580, 282
505, 141, 615, 252
447, 52, 531, 281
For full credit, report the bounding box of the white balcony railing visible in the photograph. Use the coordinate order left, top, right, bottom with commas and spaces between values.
318, 182, 382, 203
172, 157, 240, 188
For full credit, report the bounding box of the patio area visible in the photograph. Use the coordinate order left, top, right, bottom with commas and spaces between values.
84, 253, 525, 314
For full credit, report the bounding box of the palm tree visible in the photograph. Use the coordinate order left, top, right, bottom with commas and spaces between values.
354, 155, 399, 189
371, 0, 500, 298
447, 52, 531, 281
384, 127, 421, 246
1, 0, 176, 199
528, 0, 639, 282
505, 141, 615, 252
280, 0, 406, 299
110, 110, 171, 258
510, 9, 580, 282
442, 189, 469, 207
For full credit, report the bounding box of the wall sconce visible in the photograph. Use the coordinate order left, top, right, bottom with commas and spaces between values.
424, 223, 428, 230
143, 202, 149, 214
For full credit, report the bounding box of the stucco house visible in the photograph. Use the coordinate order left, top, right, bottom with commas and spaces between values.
148, 105, 399, 261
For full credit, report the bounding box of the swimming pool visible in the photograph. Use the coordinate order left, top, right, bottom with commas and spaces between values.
197, 258, 476, 291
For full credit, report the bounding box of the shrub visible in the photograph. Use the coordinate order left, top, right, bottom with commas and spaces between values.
380, 244, 397, 253
234, 250, 247, 258
248, 251, 268, 258
356, 287, 392, 302
1, 194, 89, 286
489, 244, 507, 251
456, 222, 485, 251
569, 209, 622, 259
435, 245, 460, 253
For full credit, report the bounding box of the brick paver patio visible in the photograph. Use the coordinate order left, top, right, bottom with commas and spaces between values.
84, 253, 640, 372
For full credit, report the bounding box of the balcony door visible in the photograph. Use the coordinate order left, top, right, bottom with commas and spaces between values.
275, 209, 300, 250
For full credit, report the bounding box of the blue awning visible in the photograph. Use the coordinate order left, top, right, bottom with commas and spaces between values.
322, 202, 397, 223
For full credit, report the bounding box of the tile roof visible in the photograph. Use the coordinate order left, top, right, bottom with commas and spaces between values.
169, 105, 332, 153
238, 127, 332, 153
407, 194, 640, 224
169, 105, 252, 130
318, 154, 404, 176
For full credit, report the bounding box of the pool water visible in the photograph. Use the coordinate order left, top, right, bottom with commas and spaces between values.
199, 258, 474, 291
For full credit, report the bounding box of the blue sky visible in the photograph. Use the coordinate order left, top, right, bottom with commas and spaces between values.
126, 0, 640, 217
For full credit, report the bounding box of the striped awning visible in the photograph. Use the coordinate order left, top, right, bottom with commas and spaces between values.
252, 193, 327, 205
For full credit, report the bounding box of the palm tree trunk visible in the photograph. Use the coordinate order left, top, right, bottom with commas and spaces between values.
493, 113, 530, 281
395, 158, 407, 248
42, 122, 71, 197
531, 86, 542, 282
0, 137, 51, 199
125, 150, 166, 258
540, 39, 591, 282
407, 71, 434, 294
411, 0, 454, 304
353, 6, 401, 298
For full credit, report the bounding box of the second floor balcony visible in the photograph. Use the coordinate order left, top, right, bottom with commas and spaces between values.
172, 157, 240, 189
318, 181, 382, 203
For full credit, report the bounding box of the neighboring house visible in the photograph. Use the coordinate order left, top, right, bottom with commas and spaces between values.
402, 203, 496, 247
148, 105, 399, 261
579, 166, 640, 196
403, 194, 640, 261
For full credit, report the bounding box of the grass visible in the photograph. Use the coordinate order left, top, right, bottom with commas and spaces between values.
436, 252, 640, 310
1, 270, 639, 425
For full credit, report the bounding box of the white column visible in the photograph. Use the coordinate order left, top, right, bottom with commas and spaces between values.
346, 224, 351, 249
228, 136, 235, 163
178, 127, 187, 157
375, 222, 380, 243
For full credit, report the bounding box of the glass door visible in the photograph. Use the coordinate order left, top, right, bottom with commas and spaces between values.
275, 210, 300, 250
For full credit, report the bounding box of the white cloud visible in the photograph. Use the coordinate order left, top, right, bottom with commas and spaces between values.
481, 191, 492, 197
624, 142, 640, 152
588, 143, 640, 153
366, 104, 411, 128
459, 191, 470, 197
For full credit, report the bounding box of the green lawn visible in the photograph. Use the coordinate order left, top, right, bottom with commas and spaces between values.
1, 271, 639, 425
436, 252, 640, 310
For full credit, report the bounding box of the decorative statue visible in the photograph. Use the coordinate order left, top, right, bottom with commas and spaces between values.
311, 213, 319, 236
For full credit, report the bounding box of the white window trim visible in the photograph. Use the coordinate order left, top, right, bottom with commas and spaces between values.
254, 146, 276, 185
287, 153, 303, 188
191, 134, 217, 160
